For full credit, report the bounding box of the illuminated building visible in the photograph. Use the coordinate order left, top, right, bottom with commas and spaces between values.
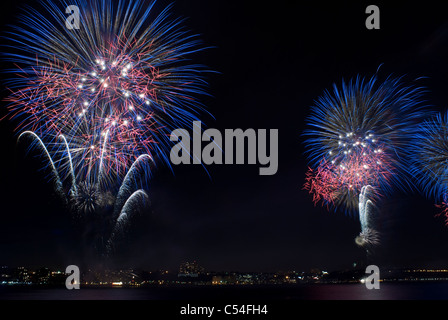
178, 261, 205, 278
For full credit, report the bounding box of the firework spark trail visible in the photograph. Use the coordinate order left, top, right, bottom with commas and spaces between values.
17, 131, 66, 201
359, 185, 373, 231
18, 130, 152, 253
115, 190, 149, 230
410, 111, 448, 226
303, 160, 338, 208
58, 134, 78, 197
435, 201, 448, 226
114, 154, 152, 218
107, 189, 149, 253
356, 185, 380, 248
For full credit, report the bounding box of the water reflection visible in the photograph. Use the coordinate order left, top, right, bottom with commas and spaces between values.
2, 282, 448, 300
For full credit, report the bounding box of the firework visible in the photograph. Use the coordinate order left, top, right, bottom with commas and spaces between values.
107, 189, 150, 253
409, 111, 448, 225
18, 132, 151, 257
304, 150, 392, 209
3, 0, 210, 183
303, 73, 427, 212
355, 185, 380, 249
3, 0, 211, 259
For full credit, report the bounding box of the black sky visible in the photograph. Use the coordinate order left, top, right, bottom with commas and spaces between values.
2, 0, 448, 273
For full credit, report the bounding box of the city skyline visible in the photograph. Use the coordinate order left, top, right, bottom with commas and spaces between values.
4, 262, 448, 288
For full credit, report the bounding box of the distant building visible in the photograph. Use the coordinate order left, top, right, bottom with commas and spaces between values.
212, 274, 237, 285
178, 261, 205, 278
16, 267, 31, 284
35, 267, 50, 284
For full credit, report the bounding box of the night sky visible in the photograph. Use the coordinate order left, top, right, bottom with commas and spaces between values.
1, 0, 448, 273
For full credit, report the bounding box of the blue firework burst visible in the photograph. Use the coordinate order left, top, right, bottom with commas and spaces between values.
409, 110, 448, 202
303, 73, 428, 212
2, 0, 212, 185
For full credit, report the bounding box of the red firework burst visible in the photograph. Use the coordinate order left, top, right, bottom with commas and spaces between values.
304, 146, 393, 210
